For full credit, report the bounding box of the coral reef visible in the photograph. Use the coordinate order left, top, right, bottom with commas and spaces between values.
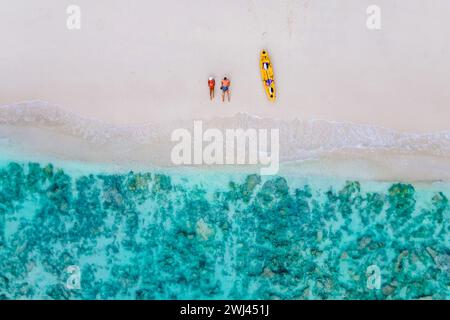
0, 162, 448, 299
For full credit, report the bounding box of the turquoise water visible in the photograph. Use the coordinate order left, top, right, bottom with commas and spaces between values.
0, 159, 449, 300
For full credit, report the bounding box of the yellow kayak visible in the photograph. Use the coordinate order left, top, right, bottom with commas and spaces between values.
260, 50, 276, 101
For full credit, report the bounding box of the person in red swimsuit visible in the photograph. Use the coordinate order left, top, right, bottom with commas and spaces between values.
208, 77, 215, 100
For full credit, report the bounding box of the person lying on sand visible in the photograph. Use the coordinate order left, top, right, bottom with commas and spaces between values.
208, 77, 215, 100
221, 77, 231, 102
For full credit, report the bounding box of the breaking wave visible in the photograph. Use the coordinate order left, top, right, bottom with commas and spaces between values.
1, 100, 450, 162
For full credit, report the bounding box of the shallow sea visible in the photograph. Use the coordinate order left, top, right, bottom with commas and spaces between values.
0, 154, 448, 299
0, 102, 449, 299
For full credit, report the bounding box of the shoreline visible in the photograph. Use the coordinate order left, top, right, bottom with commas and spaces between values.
1, 101, 450, 182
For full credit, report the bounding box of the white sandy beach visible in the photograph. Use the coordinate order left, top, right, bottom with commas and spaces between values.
1, 0, 450, 131
1, 0, 450, 181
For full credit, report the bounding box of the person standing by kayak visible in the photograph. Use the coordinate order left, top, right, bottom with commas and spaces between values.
221, 77, 231, 102
208, 77, 215, 100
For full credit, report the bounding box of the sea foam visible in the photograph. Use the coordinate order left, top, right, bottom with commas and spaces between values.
1, 100, 450, 163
